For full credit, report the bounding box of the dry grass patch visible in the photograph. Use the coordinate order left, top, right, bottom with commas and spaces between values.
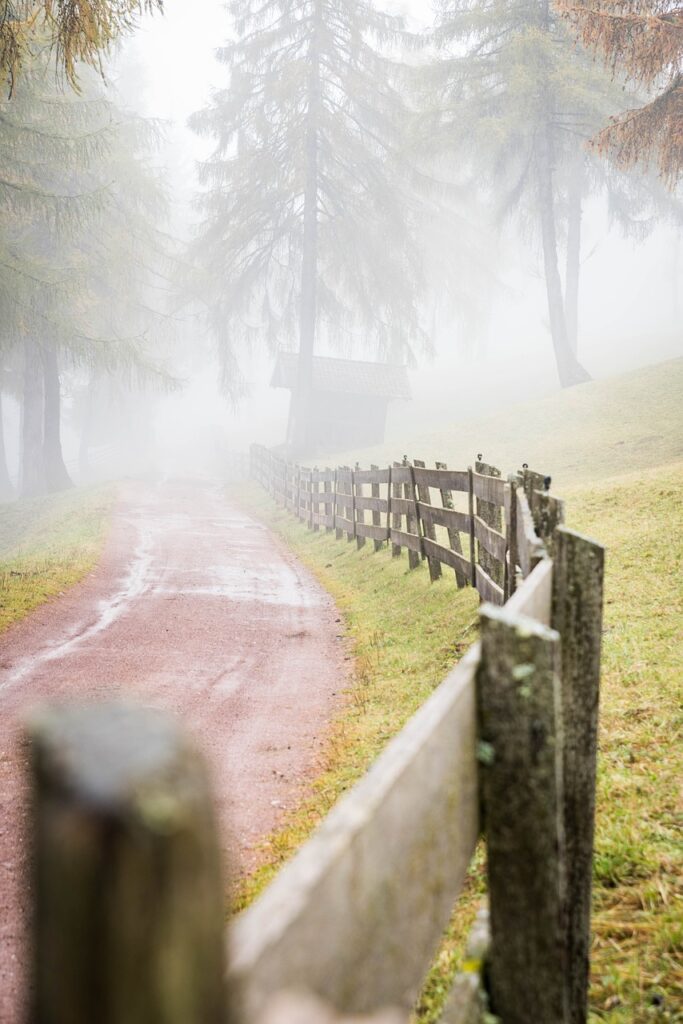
0, 485, 116, 633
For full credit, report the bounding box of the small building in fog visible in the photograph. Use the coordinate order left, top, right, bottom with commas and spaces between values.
271, 352, 411, 454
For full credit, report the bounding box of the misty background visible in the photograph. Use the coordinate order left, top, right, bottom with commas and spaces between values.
3, 0, 681, 487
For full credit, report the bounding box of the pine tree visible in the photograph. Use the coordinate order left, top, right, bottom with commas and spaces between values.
0, 55, 175, 496
1, 0, 162, 91
189, 0, 429, 453
431, 0, 651, 386
559, 0, 683, 185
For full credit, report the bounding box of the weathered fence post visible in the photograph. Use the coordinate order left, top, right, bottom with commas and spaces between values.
478, 605, 568, 1024
310, 468, 318, 531
467, 467, 476, 588
533, 490, 565, 557
553, 527, 605, 1024
355, 463, 365, 550
505, 476, 519, 600
391, 462, 402, 559
474, 457, 504, 588
28, 704, 227, 1024
404, 457, 421, 570
335, 468, 343, 541
414, 459, 441, 581
370, 464, 383, 553
325, 471, 333, 534
347, 467, 356, 543
435, 461, 468, 589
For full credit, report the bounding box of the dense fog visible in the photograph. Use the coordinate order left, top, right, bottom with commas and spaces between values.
2, 0, 681, 491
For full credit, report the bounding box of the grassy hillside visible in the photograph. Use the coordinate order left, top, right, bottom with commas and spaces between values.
0, 486, 115, 633
332, 357, 683, 491
235, 359, 683, 1023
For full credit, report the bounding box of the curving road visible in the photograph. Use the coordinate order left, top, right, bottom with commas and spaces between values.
0, 479, 348, 1022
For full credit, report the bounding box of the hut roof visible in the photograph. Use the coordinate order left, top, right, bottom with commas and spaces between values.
271, 352, 411, 400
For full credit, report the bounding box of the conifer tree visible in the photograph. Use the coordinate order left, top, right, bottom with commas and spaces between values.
559, 0, 683, 185
431, 0, 649, 386
190, 0, 429, 453
1, 0, 162, 91
0, 56, 174, 497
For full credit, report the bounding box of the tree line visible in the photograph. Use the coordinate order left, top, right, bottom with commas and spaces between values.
0, 0, 680, 484
188, 0, 682, 452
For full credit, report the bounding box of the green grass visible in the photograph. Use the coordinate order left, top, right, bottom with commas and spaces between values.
231, 482, 480, 910
0, 485, 116, 633
233, 456, 683, 1023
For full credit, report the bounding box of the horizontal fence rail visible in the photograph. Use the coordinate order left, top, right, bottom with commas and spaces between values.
28, 447, 605, 1024
250, 445, 558, 605
244, 444, 605, 1024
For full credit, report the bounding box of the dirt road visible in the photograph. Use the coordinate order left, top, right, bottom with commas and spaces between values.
0, 479, 348, 1022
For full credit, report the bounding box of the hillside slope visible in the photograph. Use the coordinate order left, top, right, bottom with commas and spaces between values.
335, 357, 683, 490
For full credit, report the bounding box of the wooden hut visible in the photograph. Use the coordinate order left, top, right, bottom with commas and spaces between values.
271, 352, 411, 454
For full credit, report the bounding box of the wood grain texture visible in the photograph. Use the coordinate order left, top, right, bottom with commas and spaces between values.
415, 459, 441, 582
28, 704, 227, 1024
230, 649, 480, 1019
552, 527, 605, 1024
436, 461, 468, 590
478, 607, 567, 1024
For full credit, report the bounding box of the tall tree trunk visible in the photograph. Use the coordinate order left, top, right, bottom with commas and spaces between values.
0, 388, 15, 502
79, 373, 95, 484
536, 123, 591, 388
42, 340, 73, 492
292, 1, 322, 456
565, 152, 584, 358
21, 338, 46, 498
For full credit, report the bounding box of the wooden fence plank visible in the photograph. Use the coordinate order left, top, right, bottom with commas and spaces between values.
473, 516, 507, 563
504, 477, 518, 600
390, 466, 412, 486
417, 503, 471, 538
389, 528, 423, 554
531, 491, 566, 556
474, 564, 505, 606
403, 459, 421, 570
392, 463, 403, 559
415, 459, 441, 581
356, 523, 390, 543
422, 538, 472, 581
371, 465, 386, 551
504, 556, 553, 627
471, 472, 506, 507
29, 704, 227, 1024
435, 461, 468, 590
354, 468, 391, 486
474, 459, 504, 589
478, 607, 567, 1024
516, 489, 545, 578
355, 496, 388, 514
355, 465, 366, 550
519, 467, 547, 505
467, 469, 477, 587
229, 647, 480, 1019
552, 527, 605, 1024
412, 467, 469, 493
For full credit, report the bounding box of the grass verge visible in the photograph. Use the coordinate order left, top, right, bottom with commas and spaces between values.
0, 485, 116, 633
234, 460, 682, 1024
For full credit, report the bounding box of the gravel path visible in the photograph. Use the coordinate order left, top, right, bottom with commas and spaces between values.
0, 479, 348, 1022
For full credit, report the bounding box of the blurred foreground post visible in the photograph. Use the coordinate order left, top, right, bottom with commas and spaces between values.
28, 704, 227, 1024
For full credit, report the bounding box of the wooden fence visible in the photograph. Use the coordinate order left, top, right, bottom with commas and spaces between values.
249, 445, 563, 604
26, 447, 604, 1024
